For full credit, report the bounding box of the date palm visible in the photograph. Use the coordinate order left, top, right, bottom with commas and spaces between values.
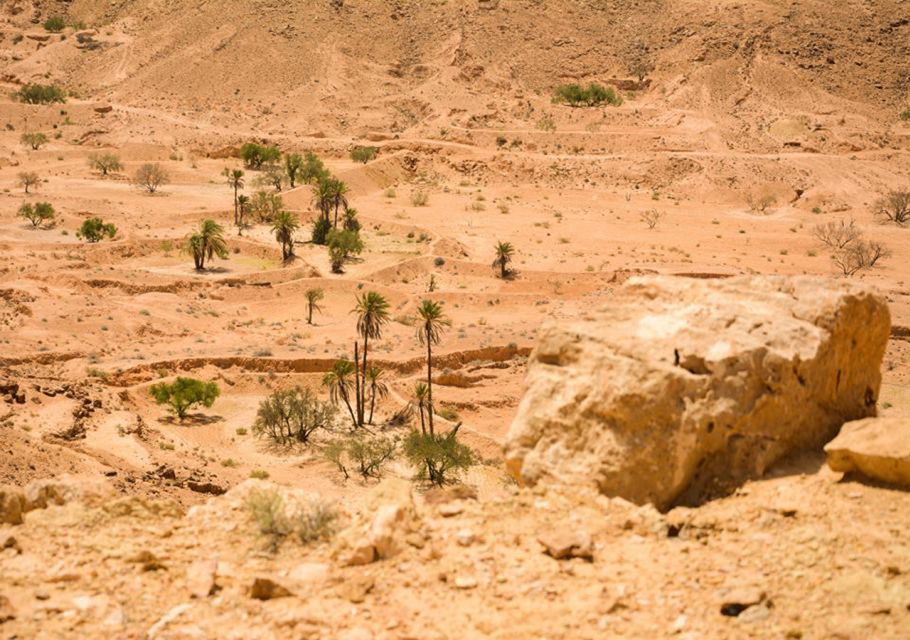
311, 177, 334, 227
223, 168, 244, 228
186, 219, 228, 271
236, 194, 250, 235
416, 299, 450, 435
329, 178, 350, 229
366, 366, 390, 425
322, 359, 357, 427
353, 291, 390, 426
284, 153, 303, 188
305, 288, 324, 325
493, 241, 514, 279
272, 210, 300, 261
413, 382, 429, 434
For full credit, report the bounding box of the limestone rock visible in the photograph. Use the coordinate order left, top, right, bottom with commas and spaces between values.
824, 417, 910, 486
249, 577, 292, 600
0, 486, 26, 525
0, 595, 15, 623
505, 276, 890, 510
539, 530, 594, 560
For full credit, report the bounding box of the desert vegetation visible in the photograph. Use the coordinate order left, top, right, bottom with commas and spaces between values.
77, 218, 117, 242
149, 377, 220, 421
553, 83, 622, 107
17, 202, 55, 228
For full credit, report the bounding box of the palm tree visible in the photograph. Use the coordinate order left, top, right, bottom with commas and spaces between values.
493, 241, 515, 279
305, 288, 324, 325
353, 291, 390, 426
311, 177, 334, 227
236, 195, 250, 235
272, 211, 300, 261
322, 359, 357, 427
329, 178, 349, 228
186, 219, 229, 271
223, 168, 244, 228
366, 366, 390, 425
416, 299, 450, 435
413, 382, 429, 434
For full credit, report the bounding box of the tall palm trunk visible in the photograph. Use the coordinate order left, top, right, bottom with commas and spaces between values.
360, 335, 371, 426
340, 386, 357, 427
418, 404, 426, 434
354, 341, 362, 427
368, 380, 377, 425
233, 185, 239, 227
426, 327, 434, 435
307, 303, 314, 325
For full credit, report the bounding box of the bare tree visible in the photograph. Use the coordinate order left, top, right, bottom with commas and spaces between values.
831, 239, 891, 276
640, 209, 665, 229
134, 163, 169, 194
873, 190, 910, 225
746, 193, 776, 214
17, 171, 40, 194
814, 219, 861, 249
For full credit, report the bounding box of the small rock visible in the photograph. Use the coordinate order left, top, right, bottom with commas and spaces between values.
1, 534, 20, 553
825, 417, 910, 487
737, 603, 772, 623
0, 485, 27, 525
249, 577, 292, 600
129, 550, 165, 572
186, 559, 218, 598
454, 576, 478, 590
438, 503, 464, 517
720, 588, 766, 617
539, 530, 594, 561
456, 529, 476, 546
338, 575, 374, 603
288, 562, 330, 586
0, 595, 15, 623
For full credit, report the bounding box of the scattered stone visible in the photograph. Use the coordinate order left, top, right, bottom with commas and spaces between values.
186, 559, 218, 598
129, 550, 165, 571
505, 276, 890, 510
437, 503, 464, 517
288, 562, 330, 586
456, 529, 476, 546
720, 588, 766, 617
187, 481, 226, 495
1, 534, 20, 553
539, 530, 594, 561
824, 417, 910, 487
0, 486, 26, 525
338, 575, 374, 603
94, 105, 113, 114
249, 577, 292, 600
454, 576, 478, 590
0, 595, 14, 622
147, 603, 192, 638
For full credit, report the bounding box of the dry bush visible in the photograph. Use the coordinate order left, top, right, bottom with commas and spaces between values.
640, 209, 665, 229
813, 219, 861, 249
411, 190, 429, 207
246, 488, 338, 550
746, 193, 776, 214
831, 239, 892, 276
873, 190, 910, 226
134, 163, 169, 193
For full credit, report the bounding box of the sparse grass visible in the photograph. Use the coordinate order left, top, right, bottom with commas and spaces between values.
221, 458, 239, 468
246, 488, 338, 550
250, 469, 270, 480
411, 190, 429, 207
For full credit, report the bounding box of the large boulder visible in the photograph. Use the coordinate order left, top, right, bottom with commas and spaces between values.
505, 276, 890, 510
824, 417, 910, 486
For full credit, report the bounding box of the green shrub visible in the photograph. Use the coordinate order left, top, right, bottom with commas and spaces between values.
240, 142, 280, 169
77, 217, 117, 242
311, 216, 332, 245
149, 377, 220, 421
21, 132, 48, 150
323, 435, 397, 480
253, 386, 336, 445
250, 469, 269, 479
553, 83, 622, 107
902, 108, 910, 122
327, 229, 364, 273
350, 146, 379, 163
43, 16, 66, 32
18, 202, 55, 228
88, 152, 122, 176
403, 428, 475, 486
16, 84, 66, 105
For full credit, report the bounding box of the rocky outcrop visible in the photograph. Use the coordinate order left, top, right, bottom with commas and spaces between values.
505, 276, 890, 510
825, 417, 910, 486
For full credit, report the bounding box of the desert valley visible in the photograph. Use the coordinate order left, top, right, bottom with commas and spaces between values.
1, 1, 910, 638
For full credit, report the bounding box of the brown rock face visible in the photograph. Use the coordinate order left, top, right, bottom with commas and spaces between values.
505, 276, 890, 510
825, 417, 910, 486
